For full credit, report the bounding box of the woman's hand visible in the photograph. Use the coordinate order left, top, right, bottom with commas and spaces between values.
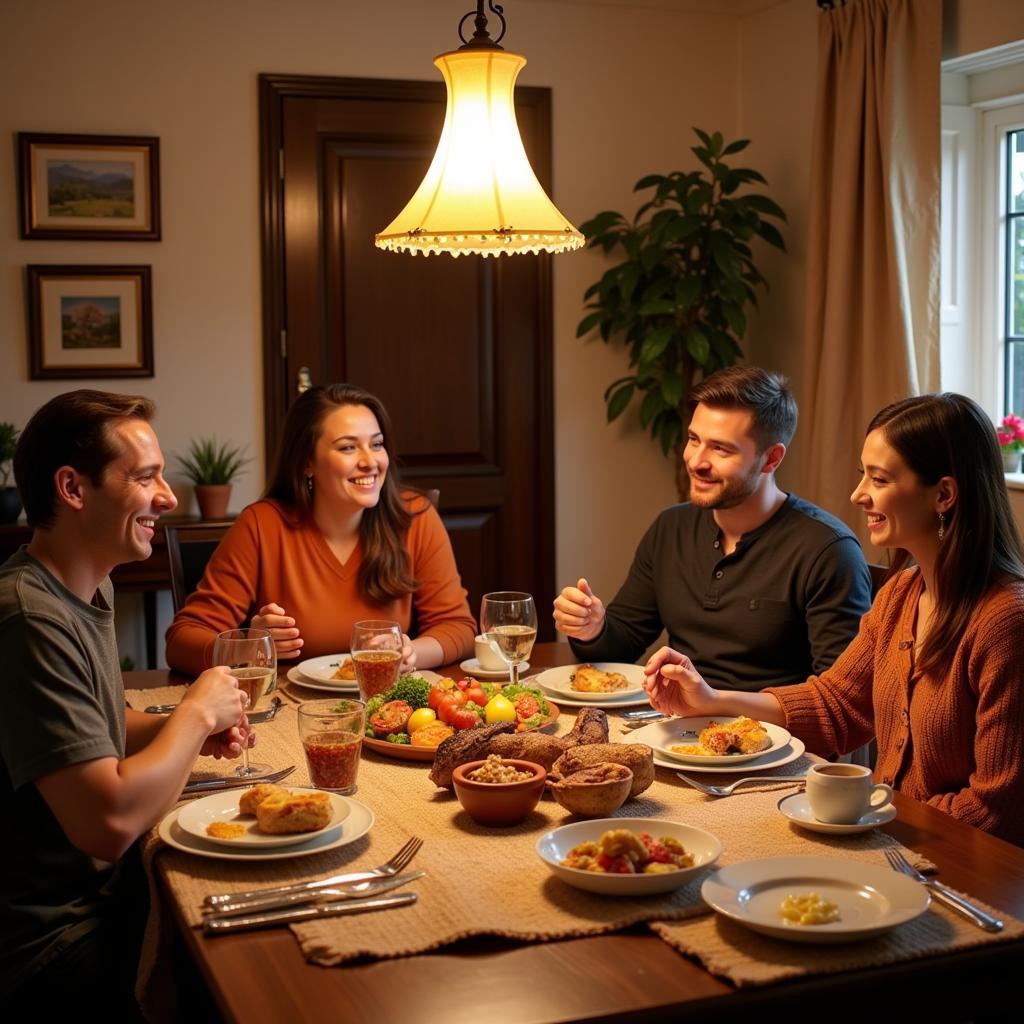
643, 647, 720, 718
251, 603, 304, 660
398, 633, 416, 675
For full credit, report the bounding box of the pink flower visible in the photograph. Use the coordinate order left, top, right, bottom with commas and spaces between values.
998, 414, 1024, 450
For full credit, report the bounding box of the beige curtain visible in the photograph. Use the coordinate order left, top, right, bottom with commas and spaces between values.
800, 0, 941, 549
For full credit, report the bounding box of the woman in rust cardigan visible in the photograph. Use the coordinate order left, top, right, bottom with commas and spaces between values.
644, 393, 1024, 845
165, 384, 476, 675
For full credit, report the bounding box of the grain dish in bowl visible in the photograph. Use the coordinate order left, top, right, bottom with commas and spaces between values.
536, 817, 722, 895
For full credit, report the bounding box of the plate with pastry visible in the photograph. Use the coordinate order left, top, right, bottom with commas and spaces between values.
175, 787, 350, 848
534, 663, 647, 706
647, 715, 791, 765
295, 654, 360, 690
289, 664, 441, 694
628, 718, 806, 774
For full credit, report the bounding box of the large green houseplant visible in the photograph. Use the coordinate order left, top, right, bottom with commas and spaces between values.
577, 129, 787, 492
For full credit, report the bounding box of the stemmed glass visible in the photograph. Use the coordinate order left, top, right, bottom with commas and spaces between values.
350, 619, 403, 700
480, 592, 537, 688
213, 627, 276, 777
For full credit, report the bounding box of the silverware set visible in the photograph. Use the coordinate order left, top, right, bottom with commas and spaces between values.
147, 695, 284, 723
677, 773, 807, 797
201, 836, 425, 935
182, 763, 296, 795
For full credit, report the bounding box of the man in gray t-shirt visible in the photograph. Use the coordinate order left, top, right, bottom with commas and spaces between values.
554, 367, 871, 689
1, 391, 250, 1013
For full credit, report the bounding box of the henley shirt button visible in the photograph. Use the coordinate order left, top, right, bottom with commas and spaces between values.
900, 709, 909, 725
715, 570, 724, 579
713, 541, 720, 549
896, 737, 905, 751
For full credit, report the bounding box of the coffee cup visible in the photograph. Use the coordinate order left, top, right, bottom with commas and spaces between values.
474, 634, 507, 672
805, 763, 893, 824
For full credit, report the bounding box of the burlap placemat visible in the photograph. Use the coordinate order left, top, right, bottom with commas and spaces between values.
129, 695, 1023, 989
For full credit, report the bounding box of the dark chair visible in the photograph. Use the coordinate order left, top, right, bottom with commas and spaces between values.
165, 523, 232, 612
868, 563, 890, 597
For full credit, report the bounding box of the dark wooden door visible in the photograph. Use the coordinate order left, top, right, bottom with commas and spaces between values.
259, 75, 555, 638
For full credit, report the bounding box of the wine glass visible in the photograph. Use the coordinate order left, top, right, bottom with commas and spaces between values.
213, 627, 276, 777
350, 619, 403, 700
480, 592, 537, 687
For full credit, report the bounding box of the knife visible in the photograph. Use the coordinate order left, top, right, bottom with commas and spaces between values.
204, 871, 425, 919
202, 891, 417, 935
182, 765, 295, 795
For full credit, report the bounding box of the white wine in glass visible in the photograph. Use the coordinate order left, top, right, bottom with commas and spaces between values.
480, 592, 537, 687
213, 627, 276, 777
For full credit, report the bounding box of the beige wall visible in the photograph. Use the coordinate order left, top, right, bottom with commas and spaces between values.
0, 0, 739, 660
943, 0, 1024, 59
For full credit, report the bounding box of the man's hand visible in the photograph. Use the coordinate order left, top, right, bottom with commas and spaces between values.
552, 578, 606, 641
643, 647, 719, 718
199, 723, 253, 759
251, 603, 304, 660
180, 665, 248, 733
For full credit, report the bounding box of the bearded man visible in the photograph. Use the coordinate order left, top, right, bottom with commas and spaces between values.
553, 367, 871, 691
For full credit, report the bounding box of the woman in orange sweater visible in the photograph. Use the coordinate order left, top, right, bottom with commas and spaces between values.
165, 384, 476, 675
644, 393, 1024, 845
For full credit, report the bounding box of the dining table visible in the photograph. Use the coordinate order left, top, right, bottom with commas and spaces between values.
127, 643, 1023, 1022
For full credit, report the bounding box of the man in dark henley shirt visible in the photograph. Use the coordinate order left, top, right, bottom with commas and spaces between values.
554, 367, 871, 691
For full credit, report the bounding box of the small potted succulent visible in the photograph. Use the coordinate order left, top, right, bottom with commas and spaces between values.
176, 437, 249, 520
0, 422, 21, 524
996, 414, 1024, 473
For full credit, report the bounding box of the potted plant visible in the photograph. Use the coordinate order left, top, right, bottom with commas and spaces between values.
0, 422, 20, 523
176, 438, 249, 520
997, 414, 1024, 473
576, 128, 787, 495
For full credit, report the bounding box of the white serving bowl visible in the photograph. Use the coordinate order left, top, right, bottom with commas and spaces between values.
535, 817, 722, 896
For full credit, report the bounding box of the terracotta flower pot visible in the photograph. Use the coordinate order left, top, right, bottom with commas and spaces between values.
194, 484, 232, 521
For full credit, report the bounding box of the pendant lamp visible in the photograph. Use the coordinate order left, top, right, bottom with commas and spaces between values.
374, 1, 583, 258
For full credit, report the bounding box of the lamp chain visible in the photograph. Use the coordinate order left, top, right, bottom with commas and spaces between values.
458, 1, 507, 49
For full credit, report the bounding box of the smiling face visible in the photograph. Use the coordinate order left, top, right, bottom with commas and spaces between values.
80, 418, 177, 564
851, 428, 946, 553
683, 404, 781, 510
306, 404, 389, 516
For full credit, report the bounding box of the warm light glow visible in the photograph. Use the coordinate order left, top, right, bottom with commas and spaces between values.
375, 48, 583, 258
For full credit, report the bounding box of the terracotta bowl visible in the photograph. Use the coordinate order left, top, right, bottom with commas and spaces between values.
548, 762, 633, 818
452, 759, 547, 827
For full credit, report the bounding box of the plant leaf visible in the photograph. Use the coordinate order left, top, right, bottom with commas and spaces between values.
634, 174, 668, 191
638, 297, 676, 316
685, 328, 711, 366
661, 370, 684, 408
576, 311, 605, 337
640, 388, 665, 429
738, 194, 787, 221
709, 233, 742, 279
722, 138, 750, 155
639, 325, 675, 364
756, 220, 787, 251
606, 382, 635, 422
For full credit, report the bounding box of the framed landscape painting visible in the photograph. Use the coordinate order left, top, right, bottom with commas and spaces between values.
27, 265, 154, 379
18, 133, 161, 240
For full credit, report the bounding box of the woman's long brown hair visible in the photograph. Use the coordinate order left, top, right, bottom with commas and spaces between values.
868, 393, 1024, 677
265, 384, 420, 602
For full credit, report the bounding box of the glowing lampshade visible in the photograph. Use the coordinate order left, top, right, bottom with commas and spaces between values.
375, 47, 583, 258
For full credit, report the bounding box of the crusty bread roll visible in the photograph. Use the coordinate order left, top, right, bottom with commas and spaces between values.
256, 790, 332, 834
550, 743, 655, 797
489, 732, 567, 771
239, 783, 289, 816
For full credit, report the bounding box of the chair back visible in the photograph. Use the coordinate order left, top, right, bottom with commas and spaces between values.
868, 563, 889, 597
165, 523, 232, 612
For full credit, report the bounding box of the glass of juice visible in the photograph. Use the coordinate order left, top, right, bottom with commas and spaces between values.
297, 699, 366, 794
350, 619, 403, 700
213, 627, 276, 777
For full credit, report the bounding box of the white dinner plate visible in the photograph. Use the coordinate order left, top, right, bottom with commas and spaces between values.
176, 789, 350, 848
287, 666, 441, 694
648, 716, 792, 766
630, 719, 806, 774
459, 658, 529, 681
701, 855, 929, 943
777, 792, 897, 835
158, 795, 375, 861
296, 654, 359, 687
537, 817, 722, 896
533, 663, 646, 703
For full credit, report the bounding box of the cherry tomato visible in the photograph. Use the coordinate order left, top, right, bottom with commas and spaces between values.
450, 706, 480, 731
437, 690, 467, 724
638, 833, 673, 865
513, 694, 540, 722
427, 686, 446, 712
455, 677, 470, 691
596, 853, 634, 874
464, 684, 487, 707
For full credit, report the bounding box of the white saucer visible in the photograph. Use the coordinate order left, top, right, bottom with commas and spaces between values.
286, 666, 359, 694
459, 658, 529, 681
778, 792, 897, 834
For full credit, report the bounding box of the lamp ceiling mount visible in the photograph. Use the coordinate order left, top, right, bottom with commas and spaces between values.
458, 1, 506, 49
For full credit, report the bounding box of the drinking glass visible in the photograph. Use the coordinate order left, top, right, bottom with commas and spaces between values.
297, 699, 365, 794
213, 627, 276, 777
480, 592, 537, 687
350, 619, 403, 700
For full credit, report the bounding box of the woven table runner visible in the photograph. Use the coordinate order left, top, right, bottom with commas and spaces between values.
126, 690, 1024, 987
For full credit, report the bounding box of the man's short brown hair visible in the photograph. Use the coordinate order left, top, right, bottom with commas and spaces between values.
14, 390, 156, 528
688, 366, 797, 450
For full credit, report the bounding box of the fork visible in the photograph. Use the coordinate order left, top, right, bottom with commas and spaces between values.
677, 773, 807, 797
203, 836, 424, 907
883, 848, 1004, 932
182, 762, 295, 795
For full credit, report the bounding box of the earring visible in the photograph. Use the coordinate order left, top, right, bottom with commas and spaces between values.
306, 475, 314, 495
938, 511, 946, 542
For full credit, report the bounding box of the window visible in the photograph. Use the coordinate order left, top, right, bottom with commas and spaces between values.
1006, 128, 1024, 414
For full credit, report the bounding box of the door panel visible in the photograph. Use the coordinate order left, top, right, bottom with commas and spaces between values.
260, 75, 556, 639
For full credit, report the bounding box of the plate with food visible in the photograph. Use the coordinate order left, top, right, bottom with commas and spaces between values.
536, 817, 722, 895
647, 716, 791, 766
288, 665, 441, 694
296, 654, 360, 688
533, 664, 650, 707
701, 855, 929, 943
175, 786, 350, 848
628, 719, 806, 774
361, 676, 560, 761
